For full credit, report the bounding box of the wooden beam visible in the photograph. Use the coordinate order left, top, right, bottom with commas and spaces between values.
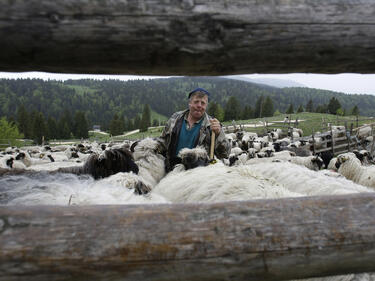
1, 193, 375, 281
1, 0, 375, 75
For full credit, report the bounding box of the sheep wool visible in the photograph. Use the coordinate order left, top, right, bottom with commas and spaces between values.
153, 164, 302, 203
132, 138, 166, 187
337, 152, 375, 189
249, 161, 373, 196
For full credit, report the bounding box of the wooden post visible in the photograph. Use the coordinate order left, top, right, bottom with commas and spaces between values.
371, 124, 375, 155
2, 194, 375, 281
330, 124, 335, 155
311, 129, 316, 155
345, 121, 351, 152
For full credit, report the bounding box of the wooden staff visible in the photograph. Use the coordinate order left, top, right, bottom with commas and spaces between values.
210, 130, 216, 160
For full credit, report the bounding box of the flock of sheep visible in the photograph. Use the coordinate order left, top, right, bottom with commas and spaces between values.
1, 124, 375, 280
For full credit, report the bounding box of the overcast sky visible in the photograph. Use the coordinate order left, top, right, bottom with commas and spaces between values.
1, 71, 375, 96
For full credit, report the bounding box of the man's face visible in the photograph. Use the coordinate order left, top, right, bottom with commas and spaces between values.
188, 94, 208, 120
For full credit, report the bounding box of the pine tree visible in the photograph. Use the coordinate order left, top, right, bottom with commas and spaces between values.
16, 104, 31, 138
305, 99, 313, 112
297, 105, 304, 113
262, 96, 274, 117
254, 96, 264, 118
315, 104, 328, 113
215, 104, 225, 122
328, 97, 342, 115
133, 115, 141, 130
286, 104, 294, 114
57, 116, 71, 139
73, 111, 89, 139
351, 105, 359, 116
32, 111, 47, 145
109, 114, 123, 136
224, 96, 240, 121
241, 105, 253, 120
208, 102, 218, 117
140, 104, 151, 132
46, 116, 58, 140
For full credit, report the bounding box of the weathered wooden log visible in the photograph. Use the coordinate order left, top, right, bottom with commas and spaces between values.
1, 193, 375, 281
1, 0, 375, 75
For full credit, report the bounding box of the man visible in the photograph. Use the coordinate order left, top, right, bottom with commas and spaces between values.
160, 88, 231, 172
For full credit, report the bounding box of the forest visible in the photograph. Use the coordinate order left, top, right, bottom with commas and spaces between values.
0, 76, 372, 143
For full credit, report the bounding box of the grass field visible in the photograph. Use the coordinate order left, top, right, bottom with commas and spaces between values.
223, 112, 374, 137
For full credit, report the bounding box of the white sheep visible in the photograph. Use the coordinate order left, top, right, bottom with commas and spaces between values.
0, 155, 26, 169
15, 151, 54, 167
288, 155, 324, 171
249, 161, 374, 196
131, 137, 166, 188
356, 125, 372, 139
331, 125, 346, 138
336, 152, 375, 189
246, 154, 323, 171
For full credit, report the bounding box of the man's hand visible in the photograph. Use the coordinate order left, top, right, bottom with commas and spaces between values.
209, 118, 221, 135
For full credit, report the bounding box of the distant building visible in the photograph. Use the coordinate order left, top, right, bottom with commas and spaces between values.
93, 125, 101, 131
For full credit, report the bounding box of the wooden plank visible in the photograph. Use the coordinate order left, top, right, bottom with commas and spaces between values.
1, 0, 375, 74
1, 194, 375, 281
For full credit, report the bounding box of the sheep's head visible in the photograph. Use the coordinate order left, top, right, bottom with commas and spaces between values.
228, 154, 239, 166
87, 148, 139, 179
178, 147, 209, 170
236, 131, 244, 140
6, 157, 14, 168
335, 153, 355, 169
15, 152, 26, 161
311, 156, 324, 170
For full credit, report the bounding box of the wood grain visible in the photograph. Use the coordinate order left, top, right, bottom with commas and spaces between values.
1, 0, 375, 74
1, 193, 375, 280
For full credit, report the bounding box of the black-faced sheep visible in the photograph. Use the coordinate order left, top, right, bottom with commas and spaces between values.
335, 152, 375, 189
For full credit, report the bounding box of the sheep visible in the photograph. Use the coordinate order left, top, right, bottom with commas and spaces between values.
273, 138, 291, 152
0, 171, 169, 206
288, 155, 324, 171
269, 128, 283, 141
56, 147, 139, 180
356, 125, 372, 140
317, 151, 335, 169
331, 125, 346, 138
153, 164, 302, 203
0, 155, 26, 169
171, 146, 210, 172
336, 152, 375, 189
352, 149, 374, 166
131, 137, 166, 188
230, 146, 244, 156
15, 151, 55, 167
0, 146, 140, 180
249, 161, 374, 197
282, 146, 312, 157
256, 146, 275, 158
240, 132, 258, 150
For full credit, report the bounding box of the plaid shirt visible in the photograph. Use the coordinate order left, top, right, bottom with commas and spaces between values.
160, 109, 230, 171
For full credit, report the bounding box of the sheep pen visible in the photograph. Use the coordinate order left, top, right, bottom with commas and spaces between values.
2, 139, 375, 281
2, 0, 375, 279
